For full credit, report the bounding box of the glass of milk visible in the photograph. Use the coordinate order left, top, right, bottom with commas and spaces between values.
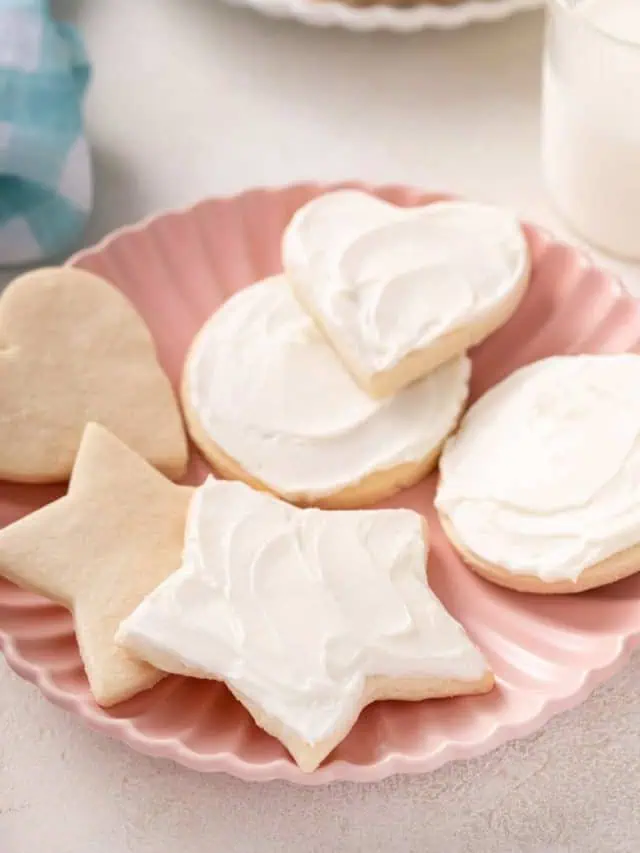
542, 0, 640, 259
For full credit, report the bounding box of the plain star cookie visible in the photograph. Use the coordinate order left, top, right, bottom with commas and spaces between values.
0, 423, 193, 705
436, 354, 640, 594
0, 267, 188, 483
283, 190, 530, 398
181, 276, 471, 509
118, 477, 494, 772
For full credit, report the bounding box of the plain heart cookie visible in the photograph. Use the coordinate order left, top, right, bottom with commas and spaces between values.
118, 476, 494, 772
181, 275, 471, 509
0, 267, 188, 483
283, 190, 530, 398
436, 354, 640, 594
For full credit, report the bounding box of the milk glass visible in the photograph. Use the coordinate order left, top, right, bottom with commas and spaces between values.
542, 0, 640, 259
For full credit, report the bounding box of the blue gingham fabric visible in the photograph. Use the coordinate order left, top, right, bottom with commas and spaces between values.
0, 0, 92, 266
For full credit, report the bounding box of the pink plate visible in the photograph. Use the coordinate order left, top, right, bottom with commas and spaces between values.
2, 183, 640, 784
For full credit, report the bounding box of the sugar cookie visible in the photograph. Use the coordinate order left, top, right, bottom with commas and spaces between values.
436, 354, 640, 593
118, 477, 494, 772
181, 276, 471, 509
0, 267, 188, 483
0, 423, 193, 705
283, 190, 530, 398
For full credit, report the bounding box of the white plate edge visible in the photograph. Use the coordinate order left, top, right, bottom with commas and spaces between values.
221, 0, 544, 33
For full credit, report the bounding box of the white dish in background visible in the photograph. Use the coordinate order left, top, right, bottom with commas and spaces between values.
221, 0, 543, 33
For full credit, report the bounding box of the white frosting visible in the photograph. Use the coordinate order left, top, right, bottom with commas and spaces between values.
436, 355, 640, 583
118, 478, 488, 744
283, 191, 528, 376
186, 276, 471, 499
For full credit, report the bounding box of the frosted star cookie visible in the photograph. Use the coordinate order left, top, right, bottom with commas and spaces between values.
118, 477, 494, 772
0, 267, 188, 483
181, 276, 471, 509
283, 190, 530, 398
436, 354, 640, 594
0, 423, 193, 705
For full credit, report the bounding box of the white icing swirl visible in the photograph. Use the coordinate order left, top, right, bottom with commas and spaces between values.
436, 355, 640, 582
186, 276, 470, 499
118, 478, 488, 744
283, 190, 529, 374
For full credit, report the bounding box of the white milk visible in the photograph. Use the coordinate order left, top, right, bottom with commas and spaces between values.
542, 0, 640, 258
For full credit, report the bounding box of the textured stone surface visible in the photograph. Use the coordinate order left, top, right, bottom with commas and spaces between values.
3, 655, 640, 852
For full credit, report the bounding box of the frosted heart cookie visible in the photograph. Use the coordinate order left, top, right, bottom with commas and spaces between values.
0, 423, 194, 705
0, 267, 188, 483
436, 354, 640, 594
117, 477, 494, 772
283, 190, 530, 398
181, 276, 471, 509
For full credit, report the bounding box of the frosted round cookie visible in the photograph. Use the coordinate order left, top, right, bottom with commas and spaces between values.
182, 276, 471, 509
283, 190, 530, 398
436, 354, 640, 594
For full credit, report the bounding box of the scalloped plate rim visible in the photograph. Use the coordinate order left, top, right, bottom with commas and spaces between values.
2, 619, 638, 784
218, 0, 543, 32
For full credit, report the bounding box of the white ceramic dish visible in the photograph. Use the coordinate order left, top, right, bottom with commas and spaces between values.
222, 0, 543, 33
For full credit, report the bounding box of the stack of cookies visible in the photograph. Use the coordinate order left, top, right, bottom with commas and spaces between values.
182, 190, 530, 508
